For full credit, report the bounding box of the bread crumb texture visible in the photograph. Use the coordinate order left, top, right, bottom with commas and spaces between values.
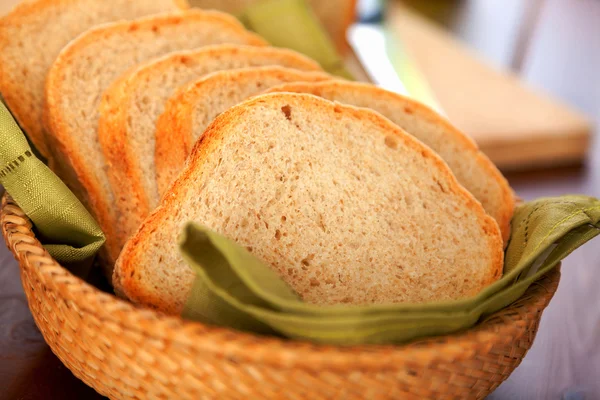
116, 93, 503, 313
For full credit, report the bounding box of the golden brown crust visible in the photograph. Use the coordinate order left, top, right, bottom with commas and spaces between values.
115, 92, 504, 313
44, 36, 115, 253
0, 0, 190, 161
0, 0, 81, 158
100, 45, 331, 243
265, 80, 515, 244
44, 57, 121, 260
45, 11, 266, 263
155, 65, 330, 196
99, 49, 273, 250
155, 85, 196, 197
99, 47, 279, 236
115, 102, 243, 313
98, 69, 150, 250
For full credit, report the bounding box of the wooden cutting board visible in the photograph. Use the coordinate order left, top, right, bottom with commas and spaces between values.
376, 4, 593, 170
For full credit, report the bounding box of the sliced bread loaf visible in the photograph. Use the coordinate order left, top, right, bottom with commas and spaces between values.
190, 0, 356, 52
155, 65, 331, 196
44, 10, 266, 264
0, 0, 187, 159
114, 92, 504, 314
99, 46, 325, 249
266, 81, 515, 243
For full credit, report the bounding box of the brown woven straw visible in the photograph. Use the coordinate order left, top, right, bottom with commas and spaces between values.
1, 194, 560, 400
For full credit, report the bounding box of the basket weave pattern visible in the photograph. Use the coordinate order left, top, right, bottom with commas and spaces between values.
1, 195, 560, 400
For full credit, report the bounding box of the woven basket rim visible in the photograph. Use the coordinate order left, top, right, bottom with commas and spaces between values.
1, 194, 560, 370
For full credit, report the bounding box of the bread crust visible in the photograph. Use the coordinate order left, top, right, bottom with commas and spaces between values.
155, 80, 196, 197
154, 65, 330, 195
115, 93, 504, 314
0, 0, 188, 159
44, 11, 266, 262
0, 0, 85, 158
266, 80, 515, 244
99, 46, 328, 247
100, 46, 294, 252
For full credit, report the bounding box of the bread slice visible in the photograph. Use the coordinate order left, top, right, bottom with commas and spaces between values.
155, 65, 331, 196
114, 92, 504, 314
44, 10, 266, 264
191, 0, 356, 52
0, 0, 188, 159
99, 46, 325, 250
266, 81, 515, 243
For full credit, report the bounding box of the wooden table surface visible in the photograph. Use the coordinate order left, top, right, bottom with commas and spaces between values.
1, 0, 599, 399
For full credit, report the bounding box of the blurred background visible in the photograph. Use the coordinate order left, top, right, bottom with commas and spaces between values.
349, 0, 597, 176
1, 0, 598, 399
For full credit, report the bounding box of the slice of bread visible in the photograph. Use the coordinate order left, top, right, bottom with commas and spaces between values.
0, 0, 188, 159
191, 0, 356, 52
266, 81, 515, 243
155, 65, 331, 196
114, 92, 504, 314
99, 46, 325, 250
44, 10, 266, 264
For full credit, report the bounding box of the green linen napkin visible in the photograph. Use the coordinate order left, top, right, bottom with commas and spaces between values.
237, 0, 354, 79
181, 195, 600, 345
0, 101, 105, 268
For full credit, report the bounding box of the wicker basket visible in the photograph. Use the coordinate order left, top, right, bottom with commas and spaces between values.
1, 194, 560, 400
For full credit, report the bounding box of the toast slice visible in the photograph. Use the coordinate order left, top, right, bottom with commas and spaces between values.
155, 65, 330, 196
266, 81, 515, 243
114, 92, 504, 314
99, 46, 325, 249
44, 10, 266, 264
0, 0, 188, 159
191, 0, 356, 52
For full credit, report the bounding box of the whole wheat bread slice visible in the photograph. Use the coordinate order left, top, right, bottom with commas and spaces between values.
191, 0, 356, 52
114, 92, 504, 314
266, 81, 515, 243
155, 65, 331, 196
0, 0, 188, 159
99, 46, 325, 250
44, 10, 266, 264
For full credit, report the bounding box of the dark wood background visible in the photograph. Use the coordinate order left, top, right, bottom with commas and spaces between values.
1, 0, 599, 398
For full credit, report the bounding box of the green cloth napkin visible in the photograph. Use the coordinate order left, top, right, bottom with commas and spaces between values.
0, 101, 105, 268
181, 195, 600, 345
237, 0, 354, 79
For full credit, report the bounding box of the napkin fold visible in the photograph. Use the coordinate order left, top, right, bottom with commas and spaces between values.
181, 195, 600, 345
0, 101, 105, 268
238, 0, 354, 79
